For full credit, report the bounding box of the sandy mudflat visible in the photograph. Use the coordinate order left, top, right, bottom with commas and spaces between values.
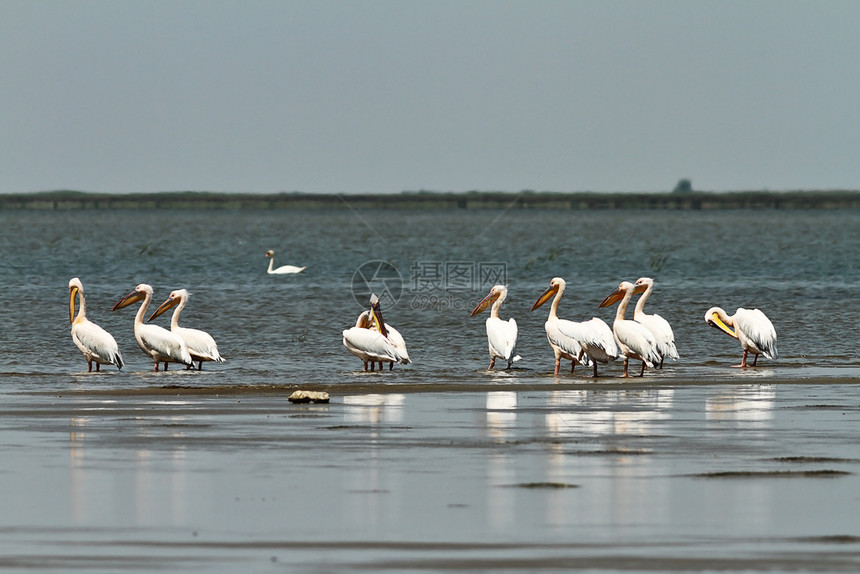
2, 372, 860, 572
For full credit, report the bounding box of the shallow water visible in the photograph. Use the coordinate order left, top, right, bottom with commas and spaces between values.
2, 208, 860, 571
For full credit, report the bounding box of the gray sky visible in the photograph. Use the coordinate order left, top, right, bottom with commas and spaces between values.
3, 1, 860, 194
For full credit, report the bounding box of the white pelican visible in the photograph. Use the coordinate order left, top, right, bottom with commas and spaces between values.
148, 289, 225, 371
705, 307, 778, 367
342, 294, 410, 371
599, 281, 661, 377
470, 285, 521, 370
265, 250, 306, 274
532, 277, 618, 377
68, 277, 124, 372
112, 284, 193, 371
632, 277, 679, 368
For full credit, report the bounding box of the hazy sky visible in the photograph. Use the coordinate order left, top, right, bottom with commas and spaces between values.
3, 1, 860, 194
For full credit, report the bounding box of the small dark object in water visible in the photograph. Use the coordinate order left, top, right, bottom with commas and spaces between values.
510, 482, 579, 489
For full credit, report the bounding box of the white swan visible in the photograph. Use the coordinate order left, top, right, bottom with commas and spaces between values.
265, 250, 306, 274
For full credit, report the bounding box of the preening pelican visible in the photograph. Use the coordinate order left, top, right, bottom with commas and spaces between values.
599, 281, 661, 377
343, 294, 410, 371
148, 289, 224, 371
705, 307, 777, 367
632, 277, 679, 368
68, 277, 123, 372
265, 250, 306, 274
532, 277, 618, 377
112, 284, 193, 371
470, 285, 520, 370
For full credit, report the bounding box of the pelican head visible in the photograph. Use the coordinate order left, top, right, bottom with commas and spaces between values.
532, 277, 565, 311
599, 281, 635, 308
632, 277, 653, 295
68, 277, 84, 323
705, 307, 738, 339
112, 284, 153, 311
471, 285, 507, 317
148, 289, 188, 321
368, 293, 389, 337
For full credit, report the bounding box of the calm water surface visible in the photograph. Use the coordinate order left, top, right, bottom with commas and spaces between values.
1, 208, 860, 571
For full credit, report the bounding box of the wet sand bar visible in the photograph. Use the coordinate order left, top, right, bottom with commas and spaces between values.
3, 189, 860, 210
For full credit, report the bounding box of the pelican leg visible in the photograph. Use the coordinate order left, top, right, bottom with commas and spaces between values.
622, 358, 630, 378
752, 353, 759, 367
639, 361, 646, 377
593, 361, 599, 378
369, 362, 375, 372
378, 362, 383, 371
87, 361, 93, 373
362, 361, 368, 371
488, 358, 495, 370
164, 362, 169, 371
95, 363, 101, 372
554, 358, 560, 376
734, 350, 749, 368
570, 360, 576, 374
389, 362, 393, 371
154, 362, 159, 372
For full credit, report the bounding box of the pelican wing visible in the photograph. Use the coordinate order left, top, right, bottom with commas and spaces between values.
139, 324, 192, 365
174, 326, 224, 362
72, 320, 124, 368
546, 319, 589, 365
384, 325, 411, 364
486, 317, 519, 362
636, 312, 679, 360
342, 327, 403, 363
734, 308, 778, 359
614, 319, 661, 367
578, 317, 619, 363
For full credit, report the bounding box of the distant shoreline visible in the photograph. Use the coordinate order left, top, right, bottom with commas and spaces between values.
2, 189, 860, 210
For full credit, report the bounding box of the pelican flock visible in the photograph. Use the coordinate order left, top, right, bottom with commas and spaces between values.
470, 285, 521, 370
112, 284, 193, 371
265, 250, 306, 274
705, 307, 778, 367
70, 271, 779, 376
148, 289, 224, 370
68, 277, 124, 372
531, 278, 618, 377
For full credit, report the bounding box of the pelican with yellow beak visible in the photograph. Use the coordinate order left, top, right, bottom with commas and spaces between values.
148, 289, 224, 370
112, 284, 193, 371
471, 285, 520, 370
68, 277, 124, 372
705, 307, 777, 367
599, 281, 661, 377
343, 294, 410, 371
532, 277, 618, 377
